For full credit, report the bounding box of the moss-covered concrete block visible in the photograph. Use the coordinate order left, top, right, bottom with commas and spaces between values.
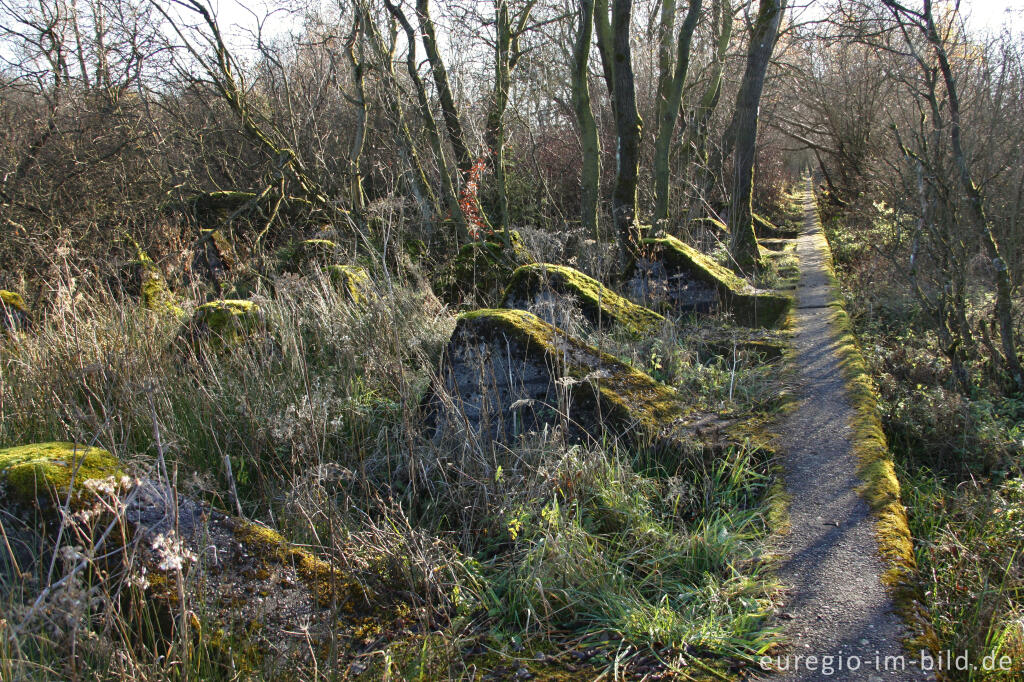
188, 299, 266, 351
753, 212, 800, 239
438, 231, 535, 307
123, 240, 183, 317
503, 263, 664, 336
327, 264, 371, 304
278, 238, 340, 274
0, 290, 29, 331
0, 442, 396, 676
633, 235, 791, 327
0, 442, 121, 505
429, 308, 723, 453
186, 190, 313, 221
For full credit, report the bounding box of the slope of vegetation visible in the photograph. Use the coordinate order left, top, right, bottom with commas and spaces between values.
0, 262, 792, 679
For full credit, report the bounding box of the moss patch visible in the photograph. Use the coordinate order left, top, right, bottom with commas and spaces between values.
503, 263, 664, 336
232, 520, 371, 607
0, 290, 26, 313
278, 239, 339, 274
811, 189, 940, 655
124, 239, 183, 317
641, 235, 791, 327
0, 442, 121, 505
753, 213, 800, 240
0, 289, 29, 331
327, 264, 371, 304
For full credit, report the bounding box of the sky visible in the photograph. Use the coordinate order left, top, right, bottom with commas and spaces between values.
960, 0, 1022, 36
204, 0, 1023, 44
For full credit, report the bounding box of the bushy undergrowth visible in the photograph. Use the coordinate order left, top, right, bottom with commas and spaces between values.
823, 208, 1024, 680
1, 264, 782, 679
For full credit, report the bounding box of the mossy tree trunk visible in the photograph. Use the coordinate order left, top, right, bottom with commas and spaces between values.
416, 0, 492, 237
344, 11, 368, 212
359, 3, 438, 232
652, 0, 702, 231
682, 0, 732, 221
727, 0, 786, 272
571, 0, 601, 239
382, 0, 470, 243
484, 0, 536, 244
596, 0, 643, 265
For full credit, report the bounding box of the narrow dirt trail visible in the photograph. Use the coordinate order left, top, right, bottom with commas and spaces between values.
758, 183, 929, 681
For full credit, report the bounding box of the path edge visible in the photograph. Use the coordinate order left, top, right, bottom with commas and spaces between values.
805, 184, 941, 661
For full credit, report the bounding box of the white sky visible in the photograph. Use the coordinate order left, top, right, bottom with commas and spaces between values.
960, 0, 1022, 35
206, 0, 1023, 42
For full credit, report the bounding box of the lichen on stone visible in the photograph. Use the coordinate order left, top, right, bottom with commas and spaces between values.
326, 264, 371, 304
0, 289, 29, 331
0, 442, 121, 505
502, 263, 664, 336
633, 235, 791, 327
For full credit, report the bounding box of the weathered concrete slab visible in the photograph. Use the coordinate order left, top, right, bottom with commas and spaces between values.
427, 308, 728, 452
628, 235, 790, 327
502, 263, 664, 336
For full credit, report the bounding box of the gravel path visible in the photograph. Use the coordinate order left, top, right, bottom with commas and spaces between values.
756, 183, 931, 681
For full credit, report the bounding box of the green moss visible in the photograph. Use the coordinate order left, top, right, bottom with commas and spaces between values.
811, 191, 940, 655
642, 235, 791, 327
0, 290, 28, 332
190, 190, 258, 213
326, 265, 371, 304
503, 263, 664, 336
758, 238, 795, 253
124, 238, 183, 317
456, 309, 686, 442
233, 521, 371, 607
0, 442, 121, 505
691, 216, 729, 235
191, 299, 264, 349
279, 239, 340, 274
0, 290, 26, 313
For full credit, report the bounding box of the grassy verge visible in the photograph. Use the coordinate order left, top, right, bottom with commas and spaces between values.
819, 192, 1024, 680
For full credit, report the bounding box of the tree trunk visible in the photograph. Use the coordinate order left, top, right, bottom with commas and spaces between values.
383, 0, 470, 242
728, 0, 785, 272
652, 0, 702, 230
682, 0, 731, 220
572, 0, 601, 239
345, 13, 368, 212
596, 0, 643, 264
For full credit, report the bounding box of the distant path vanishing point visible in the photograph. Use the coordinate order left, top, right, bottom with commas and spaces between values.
757, 181, 931, 681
